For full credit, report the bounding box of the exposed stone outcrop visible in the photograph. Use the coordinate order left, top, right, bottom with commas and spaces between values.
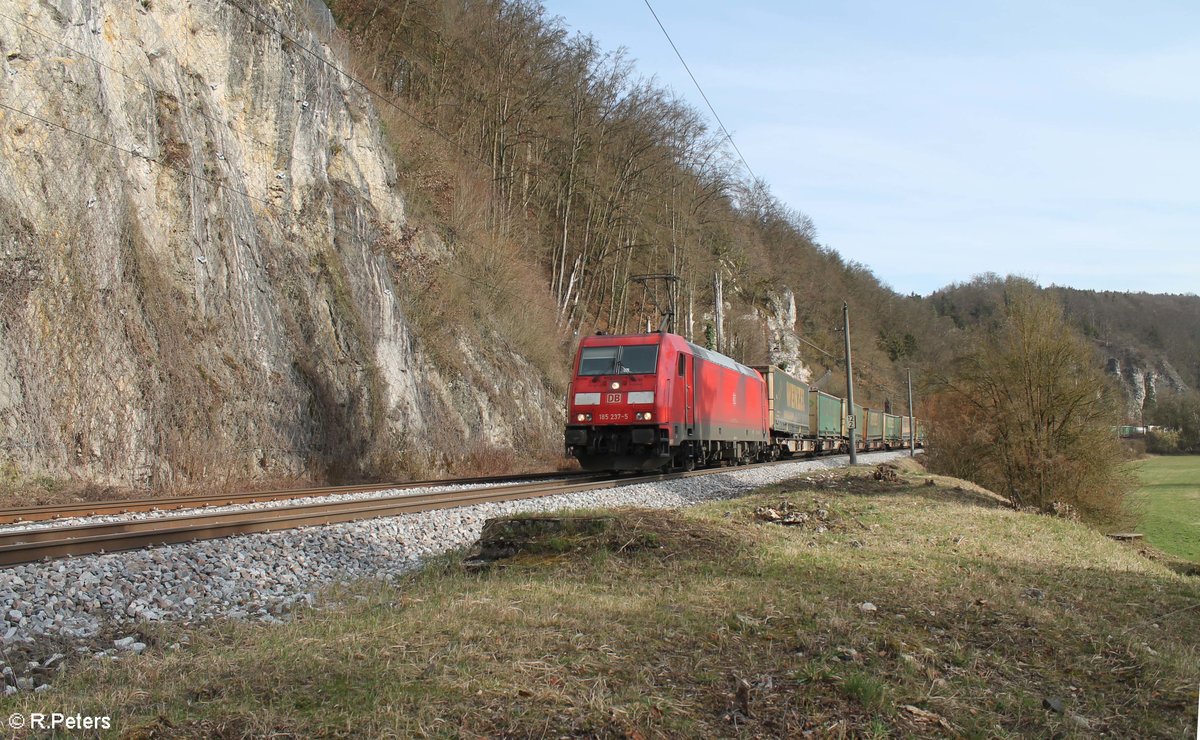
1106, 350, 1188, 421
763, 289, 813, 382
0, 0, 561, 488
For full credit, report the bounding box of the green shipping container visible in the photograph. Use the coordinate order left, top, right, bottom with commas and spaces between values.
810, 390, 843, 438
865, 409, 884, 441
885, 414, 903, 442
754, 366, 810, 437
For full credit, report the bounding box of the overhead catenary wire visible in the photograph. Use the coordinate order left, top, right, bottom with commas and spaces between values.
796, 334, 840, 362
641, 0, 758, 183
4, 4, 913, 374
772, 327, 905, 402
217, 0, 760, 332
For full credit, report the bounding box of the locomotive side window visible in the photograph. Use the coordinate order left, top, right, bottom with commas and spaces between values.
618, 345, 658, 374
578, 347, 618, 375
678, 354, 686, 376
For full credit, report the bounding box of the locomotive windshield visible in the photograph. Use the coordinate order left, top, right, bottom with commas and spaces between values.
578, 347, 618, 375
577, 344, 658, 375
618, 345, 658, 374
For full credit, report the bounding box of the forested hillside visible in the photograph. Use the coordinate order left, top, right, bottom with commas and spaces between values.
929, 275, 1197, 423
329, 0, 954, 409
1054, 288, 1200, 389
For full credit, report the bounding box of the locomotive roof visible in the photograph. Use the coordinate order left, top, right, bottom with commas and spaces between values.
580, 332, 760, 379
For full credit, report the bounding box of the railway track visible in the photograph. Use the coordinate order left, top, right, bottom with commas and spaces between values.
0, 459, 815, 567
0, 469, 599, 525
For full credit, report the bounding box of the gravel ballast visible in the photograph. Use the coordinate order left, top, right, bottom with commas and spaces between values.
0, 452, 906, 688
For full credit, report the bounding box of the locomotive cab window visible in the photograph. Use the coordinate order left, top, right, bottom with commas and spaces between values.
578, 347, 618, 375
677, 354, 686, 376
577, 345, 659, 376
619, 345, 658, 374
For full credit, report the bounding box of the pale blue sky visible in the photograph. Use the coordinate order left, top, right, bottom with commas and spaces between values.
542, 1, 1199, 296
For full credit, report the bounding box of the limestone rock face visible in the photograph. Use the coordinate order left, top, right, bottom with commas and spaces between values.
1107, 350, 1188, 421
764, 289, 813, 383
0, 0, 561, 486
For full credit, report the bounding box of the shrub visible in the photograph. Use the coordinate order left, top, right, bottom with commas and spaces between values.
926, 285, 1131, 524
1146, 429, 1181, 455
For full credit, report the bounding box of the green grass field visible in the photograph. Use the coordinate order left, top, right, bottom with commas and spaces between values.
1134, 455, 1200, 562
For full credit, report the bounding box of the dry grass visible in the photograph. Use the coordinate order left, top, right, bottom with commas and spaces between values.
3, 462, 1197, 737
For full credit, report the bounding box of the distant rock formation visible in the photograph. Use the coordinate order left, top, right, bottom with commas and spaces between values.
764, 289, 813, 383
1106, 350, 1188, 421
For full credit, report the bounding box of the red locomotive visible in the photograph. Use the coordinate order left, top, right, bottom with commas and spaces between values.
564, 332, 769, 472
565, 331, 926, 473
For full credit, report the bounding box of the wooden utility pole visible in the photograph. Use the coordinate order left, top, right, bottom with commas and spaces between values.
843, 301, 857, 465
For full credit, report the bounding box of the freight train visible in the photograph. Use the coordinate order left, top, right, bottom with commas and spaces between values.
564, 330, 925, 473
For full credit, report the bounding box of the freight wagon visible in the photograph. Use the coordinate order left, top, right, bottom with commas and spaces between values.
884, 414, 904, 448
811, 389, 845, 450
754, 365, 816, 456
864, 408, 885, 449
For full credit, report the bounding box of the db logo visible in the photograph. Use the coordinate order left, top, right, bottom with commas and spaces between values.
606, 393, 622, 403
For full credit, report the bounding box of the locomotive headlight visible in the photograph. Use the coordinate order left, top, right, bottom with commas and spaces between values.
610, 381, 620, 390
643, 412, 653, 421
576, 413, 586, 422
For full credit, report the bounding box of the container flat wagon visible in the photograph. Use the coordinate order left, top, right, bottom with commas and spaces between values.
864, 408, 885, 449
810, 389, 845, 451
884, 414, 903, 448
754, 365, 816, 456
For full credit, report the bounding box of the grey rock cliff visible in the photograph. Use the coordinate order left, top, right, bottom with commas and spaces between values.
1106, 349, 1187, 421
0, 0, 561, 487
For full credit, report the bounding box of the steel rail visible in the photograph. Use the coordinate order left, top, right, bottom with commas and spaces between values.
0, 452, 895, 566
0, 476, 616, 548
0, 470, 597, 525
0, 460, 802, 566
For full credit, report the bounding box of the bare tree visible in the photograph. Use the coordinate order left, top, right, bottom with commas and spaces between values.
927, 283, 1130, 523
